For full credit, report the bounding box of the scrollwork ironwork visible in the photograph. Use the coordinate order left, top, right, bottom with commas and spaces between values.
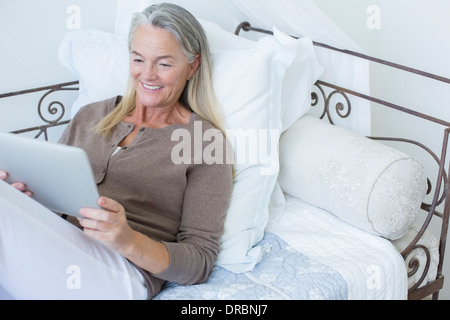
311, 81, 352, 124
3, 81, 79, 140
38, 90, 66, 124
326, 89, 352, 121
404, 244, 431, 292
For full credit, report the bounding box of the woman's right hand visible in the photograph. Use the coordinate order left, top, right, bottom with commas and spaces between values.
0, 170, 34, 197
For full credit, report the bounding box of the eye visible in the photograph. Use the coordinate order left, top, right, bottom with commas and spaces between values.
133, 58, 144, 64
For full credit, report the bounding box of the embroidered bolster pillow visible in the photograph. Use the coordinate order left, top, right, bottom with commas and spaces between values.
278, 115, 428, 240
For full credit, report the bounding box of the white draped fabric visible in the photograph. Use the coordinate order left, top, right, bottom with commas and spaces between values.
115, 0, 371, 134
115, 0, 359, 50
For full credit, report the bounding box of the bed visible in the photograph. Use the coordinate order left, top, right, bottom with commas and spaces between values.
1, 12, 449, 301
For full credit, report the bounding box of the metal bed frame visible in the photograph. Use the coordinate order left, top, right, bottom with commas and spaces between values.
235, 22, 450, 300
1, 21, 449, 300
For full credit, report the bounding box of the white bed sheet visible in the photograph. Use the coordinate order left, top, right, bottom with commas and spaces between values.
155, 231, 349, 300
154, 195, 408, 300
267, 195, 408, 300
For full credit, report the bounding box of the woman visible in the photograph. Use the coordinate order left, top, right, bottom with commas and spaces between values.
0, 3, 233, 300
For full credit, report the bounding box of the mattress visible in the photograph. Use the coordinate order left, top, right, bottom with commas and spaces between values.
155, 195, 409, 300
0, 196, 436, 300
155, 232, 348, 300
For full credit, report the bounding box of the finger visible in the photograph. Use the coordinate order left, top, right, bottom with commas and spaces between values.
82, 227, 104, 240
10, 182, 34, 197
82, 226, 118, 248
78, 215, 110, 232
79, 207, 112, 223
78, 206, 115, 232
0, 170, 7, 180
97, 197, 122, 214
11, 182, 26, 191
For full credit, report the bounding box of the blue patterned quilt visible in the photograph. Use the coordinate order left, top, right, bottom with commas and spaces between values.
153, 232, 348, 300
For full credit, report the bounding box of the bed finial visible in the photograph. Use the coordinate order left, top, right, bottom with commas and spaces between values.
234, 21, 251, 35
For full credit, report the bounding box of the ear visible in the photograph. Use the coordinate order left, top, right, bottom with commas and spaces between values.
188, 54, 201, 80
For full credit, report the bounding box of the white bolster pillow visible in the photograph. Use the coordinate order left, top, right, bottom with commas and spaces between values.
278, 116, 428, 240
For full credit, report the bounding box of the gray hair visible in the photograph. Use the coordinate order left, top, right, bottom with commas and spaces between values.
97, 3, 225, 137
129, 3, 205, 64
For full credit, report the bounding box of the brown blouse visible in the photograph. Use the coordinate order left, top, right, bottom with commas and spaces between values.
58, 96, 233, 299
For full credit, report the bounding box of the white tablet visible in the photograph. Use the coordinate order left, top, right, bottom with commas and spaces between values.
0, 132, 100, 217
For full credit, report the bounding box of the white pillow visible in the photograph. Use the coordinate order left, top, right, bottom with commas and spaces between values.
213, 36, 294, 272
58, 20, 295, 272
272, 27, 324, 132
266, 28, 324, 224
58, 30, 130, 118
58, 19, 257, 118
278, 116, 428, 240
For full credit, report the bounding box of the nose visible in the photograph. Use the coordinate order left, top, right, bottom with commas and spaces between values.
142, 63, 158, 81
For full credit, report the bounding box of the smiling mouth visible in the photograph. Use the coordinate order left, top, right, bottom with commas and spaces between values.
141, 82, 163, 91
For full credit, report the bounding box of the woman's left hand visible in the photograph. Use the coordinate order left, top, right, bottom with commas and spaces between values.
78, 197, 135, 254
79, 197, 170, 274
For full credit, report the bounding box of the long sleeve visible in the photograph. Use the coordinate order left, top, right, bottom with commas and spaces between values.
58, 97, 233, 293
158, 157, 233, 284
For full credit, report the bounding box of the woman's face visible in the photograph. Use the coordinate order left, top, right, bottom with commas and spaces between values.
130, 25, 199, 111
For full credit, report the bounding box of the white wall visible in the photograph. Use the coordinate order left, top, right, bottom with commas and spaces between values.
314, 0, 450, 300
0, 0, 117, 135
0, 0, 241, 135
0, 0, 117, 92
